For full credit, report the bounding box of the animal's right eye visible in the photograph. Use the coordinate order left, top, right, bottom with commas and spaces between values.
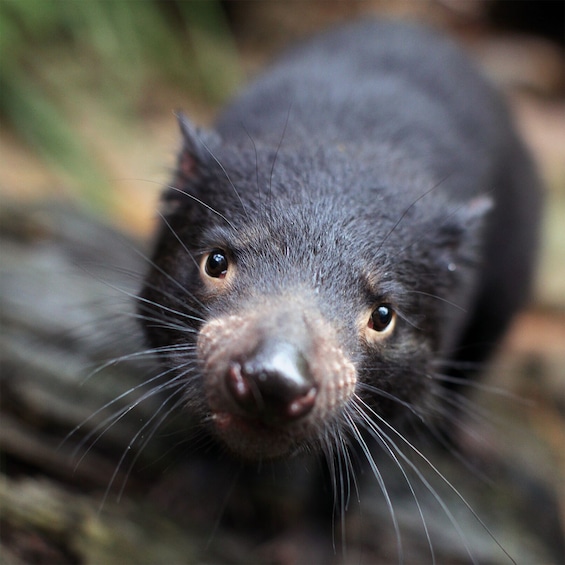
363, 302, 396, 345
204, 249, 228, 278
368, 304, 395, 333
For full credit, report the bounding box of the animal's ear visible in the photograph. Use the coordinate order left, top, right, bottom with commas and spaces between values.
448, 195, 493, 235
435, 195, 493, 266
160, 113, 221, 215
174, 111, 221, 183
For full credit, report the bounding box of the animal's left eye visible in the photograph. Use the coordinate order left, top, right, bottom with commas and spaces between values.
368, 304, 395, 333
204, 249, 228, 278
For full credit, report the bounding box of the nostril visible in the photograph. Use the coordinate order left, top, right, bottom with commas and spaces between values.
287, 385, 317, 419
225, 340, 317, 424
226, 362, 258, 414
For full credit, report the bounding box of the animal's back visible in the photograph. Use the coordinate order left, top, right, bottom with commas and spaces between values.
218, 21, 504, 191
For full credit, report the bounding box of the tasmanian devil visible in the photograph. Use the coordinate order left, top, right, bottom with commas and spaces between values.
138, 17, 542, 553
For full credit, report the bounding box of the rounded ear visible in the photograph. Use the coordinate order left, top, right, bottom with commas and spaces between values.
435, 195, 493, 267
447, 195, 493, 236
159, 113, 221, 215
462, 195, 493, 222
174, 111, 221, 182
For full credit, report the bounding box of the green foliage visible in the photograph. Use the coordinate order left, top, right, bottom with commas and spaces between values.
0, 0, 241, 212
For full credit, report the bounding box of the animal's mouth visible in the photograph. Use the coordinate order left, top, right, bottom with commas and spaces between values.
210, 410, 304, 459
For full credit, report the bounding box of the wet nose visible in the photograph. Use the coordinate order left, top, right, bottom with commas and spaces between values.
226, 340, 318, 425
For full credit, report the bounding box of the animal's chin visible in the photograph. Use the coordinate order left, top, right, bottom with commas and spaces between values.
210, 411, 307, 460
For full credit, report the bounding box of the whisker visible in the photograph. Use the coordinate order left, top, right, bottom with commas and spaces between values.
157, 211, 200, 270
343, 410, 404, 563
72, 365, 190, 464
136, 292, 205, 325
389, 194, 482, 262
205, 466, 243, 551
357, 380, 426, 422
375, 177, 450, 256
62, 360, 178, 446
132, 175, 237, 230
434, 387, 494, 426
72, 255, 206, 329
116, 391, 190, 502
71, 233, 205, 318
405, 289, 467, 313
348, 399, 435, 565
429, 371, 530, 403
99, 362, 198, 509
196, 135, 250, 223
130, 251, 208, 318
121, 312, 199, 336
242, 123, 261, 207
164, 184, 237, 231
321, 424, 356, 556
355, 395, 517, 564
268, 102, 293, 213
353, 396, 476, 564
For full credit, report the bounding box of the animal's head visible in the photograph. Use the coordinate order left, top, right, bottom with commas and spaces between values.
139, 114, 491, 461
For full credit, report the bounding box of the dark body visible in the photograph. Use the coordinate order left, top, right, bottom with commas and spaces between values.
139, 18, 541, 540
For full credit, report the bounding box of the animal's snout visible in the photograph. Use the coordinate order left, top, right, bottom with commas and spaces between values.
226, 340, 318, 425
198, 309, 356, 457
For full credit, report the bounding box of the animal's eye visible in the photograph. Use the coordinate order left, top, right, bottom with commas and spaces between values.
204, 249, 228, 278
368, 304, 395, 333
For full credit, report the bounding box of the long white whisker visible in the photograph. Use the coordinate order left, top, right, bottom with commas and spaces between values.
117, 392, 190, 502
157, 211, 201, 270
197, 140, 250, 223
99, 369, 192, 510
406, 289, 467, 313
356, 394, 516, 564
343, 410, 404, 563
62, 360, 180, 449
72, 366, 189, 465
430, 372, 529, 403
349, 399, 435, 564
79, 342, 196, 385
376, 177, 450, 256
165, 184, 237, 231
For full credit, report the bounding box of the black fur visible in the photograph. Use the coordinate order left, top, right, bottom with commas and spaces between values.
138, 18, 542, 555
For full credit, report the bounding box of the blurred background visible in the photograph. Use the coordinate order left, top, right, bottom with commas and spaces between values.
1, 1, 564, 563
1, 1, 563, 240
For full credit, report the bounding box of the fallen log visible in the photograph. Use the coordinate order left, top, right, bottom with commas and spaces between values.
1, 200, 563, 563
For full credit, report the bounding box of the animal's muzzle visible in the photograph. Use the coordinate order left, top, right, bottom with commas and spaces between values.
226, 339, 318, 425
